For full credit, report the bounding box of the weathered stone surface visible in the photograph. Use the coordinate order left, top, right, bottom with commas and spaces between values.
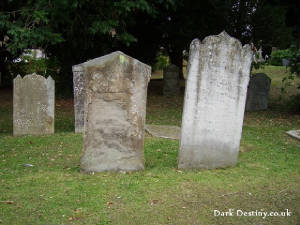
286, 130, 300, 141
163, 64, 180, 96
80, 51, 151, 172
178, 31, 253, 169
145, 124, 181, 140
13, 73, 54, 136
72, 66, 85, 133
246, 73, 271, 111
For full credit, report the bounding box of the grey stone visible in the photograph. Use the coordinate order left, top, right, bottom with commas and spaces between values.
72, 66, 85, 133
257, 47, 265, 62
286, 130, 300, 141
246, 73, 271, 111
178, 31, 253, 169
80, 51, 151, 172
282, 58, 290, 67
145, 124, 181, 140
13, 73, 55, 136
163, 64, 180, 96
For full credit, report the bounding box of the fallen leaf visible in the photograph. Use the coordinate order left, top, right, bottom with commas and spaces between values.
106, 201, 113, 208
150, 200, 159, 206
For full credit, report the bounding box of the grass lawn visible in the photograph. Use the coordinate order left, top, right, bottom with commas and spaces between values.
0, 66, 299, 225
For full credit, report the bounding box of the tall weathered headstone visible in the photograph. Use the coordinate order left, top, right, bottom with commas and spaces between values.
179, 31, 253, 169
80, 51, 151, 172
72, 65, 85, 133
13, 73, 54, 136
163, 64, 180, 96
246, 73, 271, 111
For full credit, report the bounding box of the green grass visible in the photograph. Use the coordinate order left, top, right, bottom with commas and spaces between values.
0, 66, 299, 225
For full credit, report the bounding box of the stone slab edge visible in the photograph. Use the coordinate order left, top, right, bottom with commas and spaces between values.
286, 130, 300, 141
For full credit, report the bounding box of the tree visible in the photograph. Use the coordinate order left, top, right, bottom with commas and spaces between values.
0, 0, 174, 91
152, 0, 233, 79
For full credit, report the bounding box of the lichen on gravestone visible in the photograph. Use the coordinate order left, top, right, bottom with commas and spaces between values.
179, 31, 253, 169
13, 73, 55, 136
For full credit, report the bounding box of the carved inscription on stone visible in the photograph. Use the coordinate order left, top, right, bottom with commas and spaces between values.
13, 73, 55, 136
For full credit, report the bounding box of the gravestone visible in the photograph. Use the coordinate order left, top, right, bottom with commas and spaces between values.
163, 64, 180, 96
257, 47, 265, 62
282, 58, 290, 67
80, 51, 151, 172
246, 73, 271, 111
178, 31, 253, 169
13, 73, 54, 136
72, 65, 86, 133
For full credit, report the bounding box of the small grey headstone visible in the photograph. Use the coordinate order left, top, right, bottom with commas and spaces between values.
179, 31, 253, 169
13, 73, 55, 136
80, 51, 151, 172
246, 73, 271, 111
257, 47, 265, 62
163, 64, 180, 96
282, 58, 290, 67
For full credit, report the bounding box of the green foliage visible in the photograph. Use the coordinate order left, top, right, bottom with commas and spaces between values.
287, 46, 300, 76
0, 0, 175, 94
8, 55, 60, 78
152, 53, 169, 71
270, 48, 295, 66
276, 46, 300, 111
0, 7, 63, 55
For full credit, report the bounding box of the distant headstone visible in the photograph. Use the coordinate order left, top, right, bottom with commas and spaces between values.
178, 31, 253, 169
13, 73, 54, 136
282, 58, 290, 67
163, 64, 180, 96
257, 47, 265, 62
80, 51, 151, 172
246, 73, 271, 111
271, 47, 278, 53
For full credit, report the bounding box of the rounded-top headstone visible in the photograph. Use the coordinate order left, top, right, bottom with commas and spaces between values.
179, 31, 253, 169
13, 73, 55, 136
246, 73, 271, 111
163, 64, 180, 96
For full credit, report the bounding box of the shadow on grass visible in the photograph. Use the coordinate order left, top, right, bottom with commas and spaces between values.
0, 106, 12, 136
55, 114, 75, 133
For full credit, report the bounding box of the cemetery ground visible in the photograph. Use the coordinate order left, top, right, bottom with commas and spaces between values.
0, 66, 299, 225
